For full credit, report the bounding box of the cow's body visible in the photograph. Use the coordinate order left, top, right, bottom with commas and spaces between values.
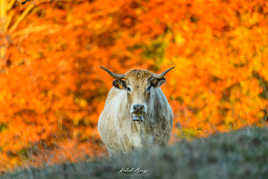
98, 68, 174, 156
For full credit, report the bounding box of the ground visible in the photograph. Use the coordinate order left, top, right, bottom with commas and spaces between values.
2, 127, 268, 179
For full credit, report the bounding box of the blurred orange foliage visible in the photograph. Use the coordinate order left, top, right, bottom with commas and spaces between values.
0, 0, 268, 172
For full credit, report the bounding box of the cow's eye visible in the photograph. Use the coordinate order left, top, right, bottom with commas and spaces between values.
126, 87, 131, 92
147, 86, 151, 94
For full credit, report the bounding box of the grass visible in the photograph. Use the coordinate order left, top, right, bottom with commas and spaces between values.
2, 127, 268, 179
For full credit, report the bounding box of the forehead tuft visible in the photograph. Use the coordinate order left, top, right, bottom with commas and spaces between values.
125, 69, 152, 80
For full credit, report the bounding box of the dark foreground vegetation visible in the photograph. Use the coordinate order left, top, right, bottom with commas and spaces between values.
2, 127, 268, 179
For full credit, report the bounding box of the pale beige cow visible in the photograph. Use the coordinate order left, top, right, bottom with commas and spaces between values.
98, 66, 174, 156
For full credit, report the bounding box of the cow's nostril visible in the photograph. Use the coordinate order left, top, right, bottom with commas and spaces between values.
133, 104, 145, 113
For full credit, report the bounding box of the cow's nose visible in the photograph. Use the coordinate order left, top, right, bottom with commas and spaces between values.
133, 104, 145, 113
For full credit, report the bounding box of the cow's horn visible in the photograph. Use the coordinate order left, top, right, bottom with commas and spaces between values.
100, 66, 125, 79
152, 66, 175, 78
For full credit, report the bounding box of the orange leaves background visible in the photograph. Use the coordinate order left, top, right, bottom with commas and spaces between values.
0, 0, 268, 172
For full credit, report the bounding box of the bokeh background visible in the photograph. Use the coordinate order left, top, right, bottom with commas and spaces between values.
0, 0, 268, 172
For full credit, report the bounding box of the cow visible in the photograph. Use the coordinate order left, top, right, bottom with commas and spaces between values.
98, 66, 174, 156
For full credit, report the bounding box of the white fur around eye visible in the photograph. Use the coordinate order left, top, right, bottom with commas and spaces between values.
127, 86, 132, 92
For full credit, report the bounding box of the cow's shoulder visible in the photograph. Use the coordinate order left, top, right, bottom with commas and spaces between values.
104, 87, 124, 104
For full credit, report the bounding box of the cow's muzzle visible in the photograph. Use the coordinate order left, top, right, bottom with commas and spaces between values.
131, 104, 146, 122
131, 113, 145, 122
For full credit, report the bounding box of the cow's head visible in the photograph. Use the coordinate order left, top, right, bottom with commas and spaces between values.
101, 66, 175, 122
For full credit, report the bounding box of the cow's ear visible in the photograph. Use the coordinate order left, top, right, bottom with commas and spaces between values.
150, 77, 166, 87
113, 79, 127, 89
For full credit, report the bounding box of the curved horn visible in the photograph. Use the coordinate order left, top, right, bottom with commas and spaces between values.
152, 66, 175, 78
100, 66, 125, 79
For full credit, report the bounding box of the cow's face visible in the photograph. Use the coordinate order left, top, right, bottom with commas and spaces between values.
101, 66, 174, 122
